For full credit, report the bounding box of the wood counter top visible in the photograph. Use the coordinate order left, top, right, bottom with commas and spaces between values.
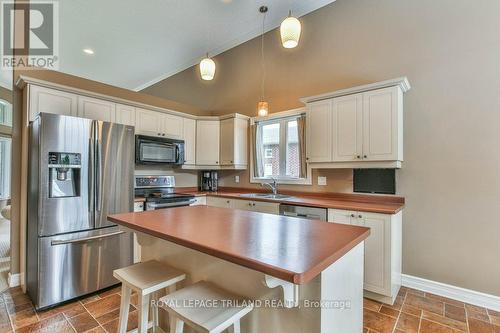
174, 188, 404, 214
109, 206, 370, 284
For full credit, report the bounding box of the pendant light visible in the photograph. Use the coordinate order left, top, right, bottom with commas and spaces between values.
257, 6, 269, 117
280, 10, 301, 49
200, 53, 216, 81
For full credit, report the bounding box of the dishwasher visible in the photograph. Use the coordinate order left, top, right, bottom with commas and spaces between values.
279, 204, 327, 221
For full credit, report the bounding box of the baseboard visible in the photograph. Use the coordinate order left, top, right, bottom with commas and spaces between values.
7, 272, 20, 288
402, 274, 500, 312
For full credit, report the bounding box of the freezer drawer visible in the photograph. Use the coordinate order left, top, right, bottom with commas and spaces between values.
30, 227, 132, 310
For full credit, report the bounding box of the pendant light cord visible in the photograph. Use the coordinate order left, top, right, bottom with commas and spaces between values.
261, 11, 266, 102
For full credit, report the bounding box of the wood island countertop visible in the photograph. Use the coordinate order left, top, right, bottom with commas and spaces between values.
109, 206, 370, 284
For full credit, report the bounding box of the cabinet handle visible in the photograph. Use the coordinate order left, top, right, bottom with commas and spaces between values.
306, 157, 309, 160
358, 214, 362, 218
363, 155, 367, 158
248, 203, 252, 206
226, 200, 230, 204
216, 161, 219, 164
157, 133, 161, 136
350, 214, 355, 218
356, 155, 361, 159
162, 133, 166, 136
230, 161, 233, 163
253, 203, 256, 206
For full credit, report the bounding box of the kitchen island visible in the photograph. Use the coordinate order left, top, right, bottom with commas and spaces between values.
109, 206, 370, 333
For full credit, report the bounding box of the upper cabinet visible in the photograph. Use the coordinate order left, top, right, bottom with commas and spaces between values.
135, 108, 183, 139
302, 78, 409, 168
182, 118, 196, 165
29, 85, 77, 120
77, 96, 116, 122
219, 117, 248, 168
196, 120, 220, 166
115, 104, 136, 126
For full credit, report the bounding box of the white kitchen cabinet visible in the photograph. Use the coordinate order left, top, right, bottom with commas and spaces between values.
115, 104, 136, 126
136, 108, 184, 139
332, 94, 363, 162
29, 85, 78, 121
206, 196, 232, 208
306, 100, 332, 162
77, 96, 116, 122
362, 86, 402, 161
196, 120, 220, 166
327, 208, 402, 304
220, 117, 248, 167
190, 196, 206, 206
162, 113, 183, 140
232, 199, 279, 214
182, 118, 196, 165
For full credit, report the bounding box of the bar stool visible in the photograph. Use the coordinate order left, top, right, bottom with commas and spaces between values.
159, 281, 254, 333
113, 260, 186, 333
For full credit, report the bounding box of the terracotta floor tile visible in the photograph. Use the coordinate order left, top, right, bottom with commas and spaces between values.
468, 318, 496, 333
401, 304, 422, 317
5, 303, 32, 316
67, 312, 99, 333
488, 309, 500, 317
363, 309, 396, 333
405, 293, 444, 315
426, 293, 464, 307
395, 312, 419, 333
397, 287, 408, 298
97, 286, 121, 300
379, 305, 399, 318
419, 319, 458, 333
445, 303, 467, 323
386, 296, 405, 311
493, 325, 500, 333
94, 305, 134, 326
406, 288, 425, 297
363, 298, 381, 311
4, 295, 31, 308
83, 295, 121, 318
15, 313, 74, 333
101, 310, 137, 333
467, 308, 491, 323
466, 304, 489, 315
0, 303, 12, 333
83, 328, 106, 333
79, 296, 100, 305
10, 308, 38, 330
37, 302, 86, 321
491, 316, 500, 327
422, 310, 467, 331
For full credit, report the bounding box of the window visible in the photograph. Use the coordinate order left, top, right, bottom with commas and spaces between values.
252, 114, 310, 184
0, 101, 12, 127
0, 137, 11, 199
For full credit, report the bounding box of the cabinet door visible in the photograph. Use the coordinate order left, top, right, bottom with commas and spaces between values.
163, 114, 183, 139
362, 87, 399, 161
219, 118, 235, 165
206, 197, 232, 208
29, 85, 77, 120
182, 118, 196, 165
135, 108, 163, 137
234, 118, 248, 166
115, 104, 136, 126
252, 201, 279, 214
355, 212, 391, 295
232, 199, 254, 212
78, 96, 116, 122
196, 120, 220, 166
327, 208, 356, 225
306, 100, 332, 162
332, 94, 363, 162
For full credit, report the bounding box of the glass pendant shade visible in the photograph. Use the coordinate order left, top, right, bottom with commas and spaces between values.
200, 57, 216, 80
280, 14, 301, 49
257, 101, 269, 117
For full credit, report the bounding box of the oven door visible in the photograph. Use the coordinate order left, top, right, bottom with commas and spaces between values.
146, 199, 197, 210
136, 137, 179, 164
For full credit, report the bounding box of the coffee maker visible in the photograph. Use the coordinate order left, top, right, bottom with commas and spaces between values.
201, 171, 218, 192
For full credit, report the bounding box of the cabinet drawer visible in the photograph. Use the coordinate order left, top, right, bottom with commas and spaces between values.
206, 196, 232, 208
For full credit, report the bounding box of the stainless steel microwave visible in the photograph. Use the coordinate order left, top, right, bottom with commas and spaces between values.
135, 135, 185, 165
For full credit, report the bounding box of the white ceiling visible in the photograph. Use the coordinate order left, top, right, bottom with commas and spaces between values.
58, 0, 336, 91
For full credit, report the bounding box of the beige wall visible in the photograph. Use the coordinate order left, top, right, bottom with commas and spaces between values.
143, 0, 500, 296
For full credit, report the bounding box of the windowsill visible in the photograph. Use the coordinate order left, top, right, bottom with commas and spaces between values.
250, 171, 312, 185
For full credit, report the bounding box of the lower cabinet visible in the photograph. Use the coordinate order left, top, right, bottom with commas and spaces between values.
190, 196, 206, 206
328, 208, 402, 305
206, 196, 233, 209
232, 199, 279, 214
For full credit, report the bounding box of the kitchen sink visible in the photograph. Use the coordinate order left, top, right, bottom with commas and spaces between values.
239, 193, 294, 200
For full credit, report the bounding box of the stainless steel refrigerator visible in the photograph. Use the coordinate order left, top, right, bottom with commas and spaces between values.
27, 113, 134, 310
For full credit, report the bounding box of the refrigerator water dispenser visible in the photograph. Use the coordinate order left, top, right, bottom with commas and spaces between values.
48, 152, 81, 198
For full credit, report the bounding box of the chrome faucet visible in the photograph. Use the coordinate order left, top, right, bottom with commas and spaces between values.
261, 178, 278, 195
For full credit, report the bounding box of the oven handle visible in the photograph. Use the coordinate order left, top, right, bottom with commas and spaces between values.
148, 199, 197, 209
51, 231, 125, 246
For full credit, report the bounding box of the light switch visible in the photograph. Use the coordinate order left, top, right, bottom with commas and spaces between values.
235, 175, 240, 183
317, 176, 327, 186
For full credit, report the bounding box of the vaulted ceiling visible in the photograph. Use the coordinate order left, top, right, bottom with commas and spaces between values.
57, 0, 336, 90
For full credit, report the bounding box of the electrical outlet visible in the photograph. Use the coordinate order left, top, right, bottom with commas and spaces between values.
317, 176, 327, 186
235, 175, 240, 183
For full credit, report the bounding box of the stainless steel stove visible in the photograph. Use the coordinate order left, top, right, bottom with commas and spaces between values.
134, 176, 196, 210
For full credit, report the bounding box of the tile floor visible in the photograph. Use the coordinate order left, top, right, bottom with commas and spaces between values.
0, 285, 498, 332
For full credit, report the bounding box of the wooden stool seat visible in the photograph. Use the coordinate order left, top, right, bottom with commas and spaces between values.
113, 260, 186, 333
159, 281, 253, 333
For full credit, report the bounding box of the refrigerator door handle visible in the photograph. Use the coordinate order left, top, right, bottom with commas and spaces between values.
88, 122, 95, 213
50, 230, 125, 246
96, 138, 102, 212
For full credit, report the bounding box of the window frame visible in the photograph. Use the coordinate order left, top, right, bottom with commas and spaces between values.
250, 108, 312, 185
